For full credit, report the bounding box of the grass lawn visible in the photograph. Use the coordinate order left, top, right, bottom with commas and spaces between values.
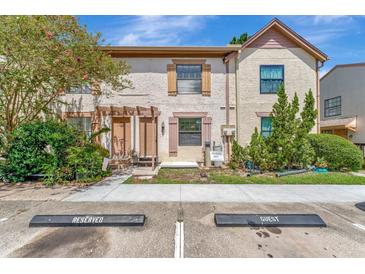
125, 168, 365, 185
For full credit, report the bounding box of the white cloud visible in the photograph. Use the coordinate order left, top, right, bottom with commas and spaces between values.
311, 15, 353, 25
107, 16, 214, 46
283, 16, 358, 47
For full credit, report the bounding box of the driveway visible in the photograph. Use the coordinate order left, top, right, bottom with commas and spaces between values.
1, 179, 365, 257
0, 200, 365, 257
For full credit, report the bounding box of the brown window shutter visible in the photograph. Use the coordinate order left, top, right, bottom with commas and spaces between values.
167, 64, 177, 96
202, 64, 211, 96
202, 117, 212, 143
169, 117, 178, 157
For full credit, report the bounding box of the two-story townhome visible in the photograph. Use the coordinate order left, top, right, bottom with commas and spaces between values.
56, 18, 328, 167
320, 63, 365, 155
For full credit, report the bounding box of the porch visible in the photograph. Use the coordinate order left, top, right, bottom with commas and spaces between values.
96, 105, 160, 170
320, 116, 357, 139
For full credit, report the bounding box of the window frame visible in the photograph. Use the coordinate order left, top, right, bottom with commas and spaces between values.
260, 65, 285, 94
178, 117, 202, 146
260, 116, 273, 138
67, 117, 92, 137
176, 64, 202, 95
324, 96, 341, 117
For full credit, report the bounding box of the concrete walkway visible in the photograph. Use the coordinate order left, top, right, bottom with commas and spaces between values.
64, 177, 365, 202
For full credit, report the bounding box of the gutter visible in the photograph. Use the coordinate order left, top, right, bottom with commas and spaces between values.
225, 62, 230, 124
316, 60, 325, 133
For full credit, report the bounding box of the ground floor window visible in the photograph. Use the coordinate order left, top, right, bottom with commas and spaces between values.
67, 84, 92, 94
321, 129, 333, 134
67, 117, 92, 138
179, 118, 202, 146
261, 117, 273, 138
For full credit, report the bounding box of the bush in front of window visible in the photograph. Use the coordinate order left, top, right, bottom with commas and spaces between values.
0, 119, 110, 184
232, 85, 318, 172
248, 127, 272, 171
308, 133, 364, 171
1, 119, 81, 182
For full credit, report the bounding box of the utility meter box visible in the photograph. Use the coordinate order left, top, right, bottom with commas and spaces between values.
221, 125, 236, 137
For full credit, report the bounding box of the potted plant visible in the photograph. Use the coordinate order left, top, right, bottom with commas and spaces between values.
314, 157, 328, 173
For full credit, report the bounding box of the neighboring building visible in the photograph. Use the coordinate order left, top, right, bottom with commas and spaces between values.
320, 63, 365, 154
56, 18, 328, 166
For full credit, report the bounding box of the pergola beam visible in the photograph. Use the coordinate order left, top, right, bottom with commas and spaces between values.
96, 106, 160, 117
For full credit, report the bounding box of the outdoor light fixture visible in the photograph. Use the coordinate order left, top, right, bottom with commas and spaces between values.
161, 121, 165, 135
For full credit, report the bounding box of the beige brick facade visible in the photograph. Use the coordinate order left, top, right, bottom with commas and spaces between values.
236, 47, 318, 145
58, 57, 236, 163
57, 19, 326, 164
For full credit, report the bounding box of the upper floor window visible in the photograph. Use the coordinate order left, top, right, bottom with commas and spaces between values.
324, 96, 341, 117
260, 65, 284, 94
67, 117, 92, 137
67, 85, 91, 94
179, 118, 202, 146
261, 117, 273, 138
176, 64, 202, 94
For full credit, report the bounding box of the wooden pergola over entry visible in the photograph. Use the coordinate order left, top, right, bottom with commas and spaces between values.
96, 106, 160, 170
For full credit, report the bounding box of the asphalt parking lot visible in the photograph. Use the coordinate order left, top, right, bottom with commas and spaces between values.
1, 200, 365, 258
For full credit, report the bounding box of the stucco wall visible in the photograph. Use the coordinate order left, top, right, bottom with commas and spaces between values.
58, 57, 235, 162
320, 65, 365, 143
236, 47, 318, 146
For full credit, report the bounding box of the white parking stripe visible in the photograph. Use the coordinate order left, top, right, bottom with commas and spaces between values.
180, 222, 184, 258
353, 223, 365, 231
174, 221, 184, 258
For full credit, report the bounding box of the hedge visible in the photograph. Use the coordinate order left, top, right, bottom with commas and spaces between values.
308, 133, 363, 171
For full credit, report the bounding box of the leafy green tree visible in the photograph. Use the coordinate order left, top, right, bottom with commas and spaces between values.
0, 16, 131, 147
268, 85, 317, 169
246, 85, 318, 170
268, 84, 292, 169
229, 33, 250, 44
291, 89, 317, 167
300, 89, 317, 133
230, 36, 238, 44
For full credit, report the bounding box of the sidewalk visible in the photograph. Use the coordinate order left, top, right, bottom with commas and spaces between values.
63, 177, 365, 203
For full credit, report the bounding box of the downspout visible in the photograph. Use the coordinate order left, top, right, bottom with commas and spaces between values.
223, 57, 230, 163
316, 60, 324, 133
225, 62, 230, 125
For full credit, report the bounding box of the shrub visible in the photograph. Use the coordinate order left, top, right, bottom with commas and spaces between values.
308, 134, 363, 171
249, 128, 271, 171
44, 143, 110, 185
230, 139, 249, 169
67, 143, 109, 179
1, 119, 110, 184
2, 119, 81, 182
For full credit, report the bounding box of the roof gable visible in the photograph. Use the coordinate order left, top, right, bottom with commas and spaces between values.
321, 62, 365, 81
242, 18, 328, 62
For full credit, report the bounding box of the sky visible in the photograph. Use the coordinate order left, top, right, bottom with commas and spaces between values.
78, 15, 365, 76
